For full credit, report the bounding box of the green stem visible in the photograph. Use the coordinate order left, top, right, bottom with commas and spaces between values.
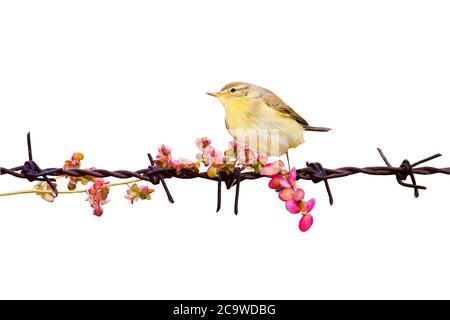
0, 179, 142, 197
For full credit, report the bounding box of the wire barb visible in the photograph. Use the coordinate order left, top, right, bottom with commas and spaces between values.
377, 148, 439, 198
147, 153, 174, 203
306, 162, 334, 205
216, 176, 222, 213
27, 132, 33, 161
21, 133, 58, 196
234, 168, 241, 215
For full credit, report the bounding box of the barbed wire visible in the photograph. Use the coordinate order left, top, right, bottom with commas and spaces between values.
1, 133, 449, 214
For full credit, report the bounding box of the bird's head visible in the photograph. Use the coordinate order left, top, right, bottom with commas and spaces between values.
207, 82, 266, 107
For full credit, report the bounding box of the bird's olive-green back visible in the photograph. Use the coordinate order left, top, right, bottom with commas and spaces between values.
262, 92, 309, 127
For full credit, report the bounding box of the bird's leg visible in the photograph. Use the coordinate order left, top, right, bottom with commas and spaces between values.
286, 151, 291, 171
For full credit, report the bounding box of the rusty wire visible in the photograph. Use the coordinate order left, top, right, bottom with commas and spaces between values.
1, 133, 449, 214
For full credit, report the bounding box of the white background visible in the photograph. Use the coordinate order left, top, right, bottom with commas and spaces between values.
0, 0, 449, 299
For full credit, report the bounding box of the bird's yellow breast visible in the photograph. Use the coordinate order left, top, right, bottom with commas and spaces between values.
223, 98, 258, 130
222, 98, 304, 156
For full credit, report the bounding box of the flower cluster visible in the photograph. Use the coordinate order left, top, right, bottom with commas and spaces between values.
158, 137, 318, 232
195, 138, 231, 177
155, 145, 200, 173
86, 178, 110, 216
194, 137, 268, 177
125, 183, 155, 204
264, 162, 316, 232
31, 139, 317, 232
63, 152, 95, 190
34, 152, 158, 216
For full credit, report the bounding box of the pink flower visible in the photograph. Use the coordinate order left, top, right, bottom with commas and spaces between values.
224, 140, 257, 167
262, 160, 287, 177
63, 152, 94, 190
223, 140, 239, 165
92, 204, 103, 217
250, 153, 269, 174
285, 197, 315, 215
155, 144, 201, 173
195, 137, 212, 149
299, 214, 314, 232
196, 138, 217, 166
268, 175, 290, 190
273, 167, 305, 207
238, 147, 257, 166
125, 183, 155, 204
206, 152, 226, 177
256, 153, 268, 164
305, 198, 316, 213
268, 167, 297, 191
64, 152, 84, 170
62, 152, 96, 191
196, 147, 216, 165
158, 144, 172, 155
86, 178, 110, 217
155, 144, 172, 168
196, 138, 269, 176
279, 188, 305, 202
170, 158, 200, 173
286, 197, 316, 232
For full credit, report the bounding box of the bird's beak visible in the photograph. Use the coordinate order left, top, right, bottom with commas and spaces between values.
206, 92, 221, 97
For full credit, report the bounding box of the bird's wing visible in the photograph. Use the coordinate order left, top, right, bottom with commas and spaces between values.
263, 92, 309, 127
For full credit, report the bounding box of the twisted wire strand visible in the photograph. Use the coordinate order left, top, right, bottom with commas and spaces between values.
0, 133, 449, 214
2, 165, 449, 181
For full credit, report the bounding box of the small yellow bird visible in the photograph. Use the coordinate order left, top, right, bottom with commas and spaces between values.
207, 82, 330, 164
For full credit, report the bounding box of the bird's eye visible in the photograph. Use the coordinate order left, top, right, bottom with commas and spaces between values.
230, 88, 236, 93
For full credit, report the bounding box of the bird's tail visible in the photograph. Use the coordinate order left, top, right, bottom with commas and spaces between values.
304, 125, 332, 132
